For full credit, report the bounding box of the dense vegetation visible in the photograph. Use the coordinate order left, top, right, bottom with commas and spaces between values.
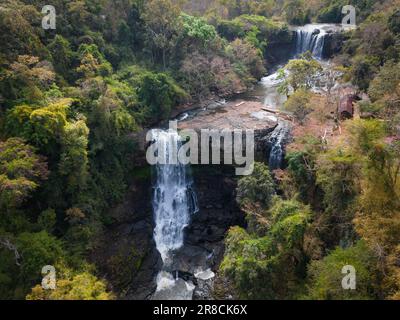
0, 0, 284, 300
1, 0, 400, 300
219, 0, 400, 300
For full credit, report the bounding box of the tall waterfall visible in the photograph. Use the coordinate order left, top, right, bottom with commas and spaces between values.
268, 122, 291, 170
151, 129, 198, 264
294, 24, 330, 59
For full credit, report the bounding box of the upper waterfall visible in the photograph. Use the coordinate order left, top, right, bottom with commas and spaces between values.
293, 24, 343, 59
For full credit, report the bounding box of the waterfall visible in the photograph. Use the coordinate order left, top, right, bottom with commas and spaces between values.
151, 129, 198, 264
293, 24, 333, 59
295, 29, 326, 59
150, 128, 200, 300
267, 122, 291, 170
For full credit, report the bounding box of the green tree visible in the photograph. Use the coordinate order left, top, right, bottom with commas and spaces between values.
350, 55, 380, 91
3, 55, 55, 103
36, 209, 57, 234
59, 119, 90, 194
180, 13, 218, 46
76, 44, 112, 79
368, 61, 400, 102
137, 72, 187, 123
221, 198, 311, 299
17, 231, 65, 287
226, 38, 266, 85
278, 58, 322, 95
283, 89, 312, 124
306, 241, 378, 300
236, 162, 275, 208
348, 119, 400, 299
5, 99, 71, 154
315, 144, 360, 247
48, 36, 75, 82
388, 9, 400, 35
284, 0, 310, 25
142, 0, 181, 69
0, 138, 48, 210
27, 265, 114, 300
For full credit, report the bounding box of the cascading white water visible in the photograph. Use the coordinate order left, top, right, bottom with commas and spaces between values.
294, 24, 335, 59
150, 128, 199, 300
296, 30, 325, 58
151, 129, 198, 264
268, 122, 291, 170
296, 29, 326, 59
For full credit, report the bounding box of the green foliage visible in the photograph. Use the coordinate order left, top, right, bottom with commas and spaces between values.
278, 58, 322, 94
1, 0, 399, 301
215, 0, 275, 18
26, 263, 114, 300
141, 0, 182, 69
17, 231, 65, 287
306, 241, 378, 300
0, 138, 48, 210
226, 38, 266, 85
77, 44, 113, 79
316, 0, 375, 23
236, 162, 275, 208
59, 119, 90, 194
180, 13, 218, 45
284, 89, 312, 123
368, 61, 400, 102
1, 55, 55, 104
221, 198, 311, 299
216, 15, 291, 53
137, 72, 188, 123
48, 36, 75, 82
315, 145, 360, 246
349, 55, 380, 91
285, 134, 324, 204
36, 209, 57, 234
284, 0, 310, 25
388, 9, 400, 35
0, 3, 47, 62
6, 99, 72, 154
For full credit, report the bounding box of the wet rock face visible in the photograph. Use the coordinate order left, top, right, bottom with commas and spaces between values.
188, 166, 244, 251
93, 164, 245, 300
322, 33, 346, 58
169, 165, 244, 300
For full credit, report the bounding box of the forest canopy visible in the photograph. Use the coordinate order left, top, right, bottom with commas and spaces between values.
1, 0, 400, 301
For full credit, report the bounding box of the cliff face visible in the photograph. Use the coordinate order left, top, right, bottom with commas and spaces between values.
91, 164, 245, 299
322, 32, 346, 58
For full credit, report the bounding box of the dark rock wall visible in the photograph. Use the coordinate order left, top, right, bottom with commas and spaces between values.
186, 165, 244, 261
322, 32, 346, 59
92, 164, 245, 300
